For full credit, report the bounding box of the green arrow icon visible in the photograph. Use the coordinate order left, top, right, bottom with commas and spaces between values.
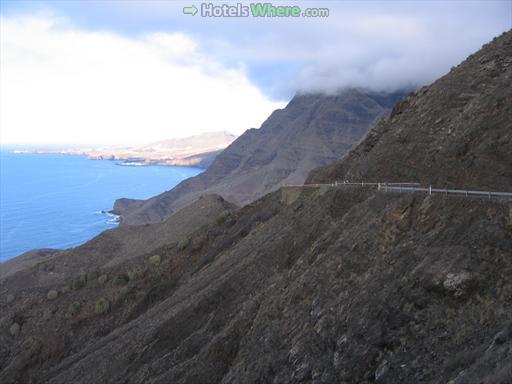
183, 5, 198, 16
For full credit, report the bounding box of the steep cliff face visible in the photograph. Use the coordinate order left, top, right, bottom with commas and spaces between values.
308, 32, 512, 191
115, 90, 406, 225
1, 31, 511, 384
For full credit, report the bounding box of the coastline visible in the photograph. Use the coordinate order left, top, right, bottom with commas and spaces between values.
12, 149, 217, 169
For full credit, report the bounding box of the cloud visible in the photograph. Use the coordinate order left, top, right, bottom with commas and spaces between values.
1, 1, 509, 145
0, 14, 285, 145
188, 1, 510, 96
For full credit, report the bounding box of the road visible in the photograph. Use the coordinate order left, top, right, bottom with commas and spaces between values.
285, 182, 512, 200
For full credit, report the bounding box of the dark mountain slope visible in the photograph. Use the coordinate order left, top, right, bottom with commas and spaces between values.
309, 32, 512, 190
115, 90, 406, 225
1, 188, 511, 384
1, 31, 511, 384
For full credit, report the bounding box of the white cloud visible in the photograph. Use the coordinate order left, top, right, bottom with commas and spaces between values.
0, 14, 285, 146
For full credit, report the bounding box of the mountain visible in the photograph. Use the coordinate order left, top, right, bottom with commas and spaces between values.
308, 33, 512, 190
15, 132, 237, 168
143, 131, 237, 153
114, 90, 406, 225
1, 31, 511, 384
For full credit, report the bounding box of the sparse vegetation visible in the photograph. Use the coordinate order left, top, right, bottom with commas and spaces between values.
9, 322, 20, 336
178, 235, 190, 250
98, 274, 109, 284
71, 272, 88, 290
127, 269, 144, 281
67, 301, 81, 317
23, 336, 42, 355
94, 298, 110, 315
113, 274, 129, 286
47, 290, 58, 300
149, 254, 161, 266
87, 270, 100, 281
0, 315, 12, 329
216, 211, 230, 225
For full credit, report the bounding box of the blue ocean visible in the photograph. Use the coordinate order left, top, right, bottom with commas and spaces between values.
0, 150, 202, 262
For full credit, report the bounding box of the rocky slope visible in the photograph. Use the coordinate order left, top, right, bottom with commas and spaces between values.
1, 31, 511, 384
308, 32, 512, 191
114, 90, 406, 225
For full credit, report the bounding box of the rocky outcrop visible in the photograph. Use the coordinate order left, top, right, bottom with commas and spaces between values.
115, 90, 406, 225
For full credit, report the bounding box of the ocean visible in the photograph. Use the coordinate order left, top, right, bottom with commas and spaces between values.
0, 150, 203, 262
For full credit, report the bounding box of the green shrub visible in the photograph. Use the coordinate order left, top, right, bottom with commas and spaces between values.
6, 293, 15, 304
127, 269, 144, 281
47, 290, 58, 300
98, 274, 109, 284
78, 271, 88, 283
120, 286, 132, 296
95, 298, 110, 315
0, 315, 12, 329
68, 301, 81, 316
71, 273, 87, 290
9, 322, 20, 336
23, 336, 42, 354
61, 285, 71, 294
149, 254, 161, 266
216, 211, 230, 225
178, 235, 190, 250
112, 274, 129, 286
87, 270, 100, 281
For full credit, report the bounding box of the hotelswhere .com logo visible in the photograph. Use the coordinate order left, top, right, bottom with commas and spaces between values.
183, 3, 330, 18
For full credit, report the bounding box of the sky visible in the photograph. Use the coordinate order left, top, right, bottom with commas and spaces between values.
0, 0, 510, 146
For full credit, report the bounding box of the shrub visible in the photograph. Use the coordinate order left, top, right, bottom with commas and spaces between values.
61, 285, 71, 294
6, 293, 15, 304
127, 269, 144, 281
78, 271, 88, 283
120, 286, 132, 297
9, 322, 20, 336
0, 315, 12, 329
47, 290, 58, 300
216, 211, 230, 225
87, 270, 100, 281
71, 273, 87, 290
67, 301, 81, 316
178, 235, 190, 250
149, 255, 161, 266
98, 274, 109, 284
113, 274, 129, 286
94, 298, 110, 315
23, 336, 42, 354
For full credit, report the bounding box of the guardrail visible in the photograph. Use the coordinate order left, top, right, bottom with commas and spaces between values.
284, 182, 512, 200
378, 184, 512, 199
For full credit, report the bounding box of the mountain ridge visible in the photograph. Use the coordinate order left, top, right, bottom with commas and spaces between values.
114, 89, 407, 225
308, 31, 512, 191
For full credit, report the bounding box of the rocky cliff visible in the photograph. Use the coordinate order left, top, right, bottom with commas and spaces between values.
1, 31, 511, 384
114, 90, 406, 225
